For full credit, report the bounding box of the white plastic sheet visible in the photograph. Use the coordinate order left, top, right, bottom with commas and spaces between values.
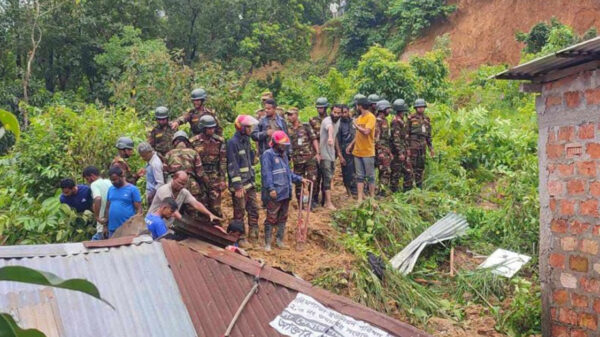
478, 248, 531, 278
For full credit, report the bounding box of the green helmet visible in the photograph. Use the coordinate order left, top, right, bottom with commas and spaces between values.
376, 100, 391, 112
353, 94, 366, 104
315, 97, 329, 108
200, 115, 217, 129
392, 99, 409, 112
368, 94, 380, 104
191, 88, 207, 101
173, 130, 188, 142
116, 137, 134, 150
155, 106, 169, 119
414, 98, 427, 108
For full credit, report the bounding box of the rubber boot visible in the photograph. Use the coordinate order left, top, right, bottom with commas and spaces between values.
276, 223, 286, 249
249, 227, 259, 243
264, 223, 272, 252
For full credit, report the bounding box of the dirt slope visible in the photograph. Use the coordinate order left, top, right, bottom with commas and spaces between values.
401, 0, 600, 76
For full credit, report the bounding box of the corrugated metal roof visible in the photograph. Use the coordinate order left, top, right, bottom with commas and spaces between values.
0, 236, 197, 337
495, 36, 600, 80
162, 239, 431, 337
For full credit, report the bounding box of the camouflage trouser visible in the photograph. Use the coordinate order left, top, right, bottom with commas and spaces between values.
376, 146, 392, 194
197, 173, 224, 218
313, 160, 323, 204
231, 186, 259, 233
265, 198, 291, 243
409, 147, 426, 188
390, 154, 412, 192
293, 159, 318, 202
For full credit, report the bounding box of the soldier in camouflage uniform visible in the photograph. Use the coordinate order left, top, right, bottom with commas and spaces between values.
164, 131, 205, 213
111, 136, 141, 185
171, 88, 223, 136
407, 99, 434, 189
368, 94, 380, 113
374, 100, 392, 195
190, 115, 227, 220
147, 106, 175, 161
286, 107, 320, 206
390, 99, 412, 192
309, 97, 329, 208
255, 91, 273, 120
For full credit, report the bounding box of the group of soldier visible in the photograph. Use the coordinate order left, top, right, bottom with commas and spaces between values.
101, 88, 433, 251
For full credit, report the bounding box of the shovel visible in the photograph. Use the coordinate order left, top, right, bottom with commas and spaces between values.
296, 180, 313, 251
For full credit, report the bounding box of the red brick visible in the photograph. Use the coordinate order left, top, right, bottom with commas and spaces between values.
548, 143, 565, 159
558, 164, 575, 176
572, 293, 589, 307
549, 180, 564, 196
594, 298, 600, 313
559, 126, 575, 142
551, 198, 557, 212
579, 312, 597, 330
550, 253, 566, 269
559, 308, 578, 325
578, 123, 595, 140
570, 220, 590, 235
562, 237, 578, 251
571, 329, 587, 337
567, 180, 585, 195
560, 199, 576, 216
565, 91, 582, 108
553, 325, 569, 337
549, 130, 558, 143
586, 143, 600, 159
591, 181, 600, 197
580, 277, 600, 293
547, 95, 563, 108
586, 88, 600, 105
581, 239, 599, 255
580, 199, 599, 217
577, 161, 597, 177
552, 219, 568, 233
570, 255, 589, 272
554, 289, 569, 305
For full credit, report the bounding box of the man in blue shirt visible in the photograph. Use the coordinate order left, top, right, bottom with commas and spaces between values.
59, 179, 92, 213
144, 197, 178, 239
261, 131, 308, 251
104, 166, 142, 238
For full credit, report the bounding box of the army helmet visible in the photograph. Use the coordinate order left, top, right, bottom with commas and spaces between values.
414, 98, 427, 108
154, 106, 169, 119
392, 99, 409, 112
315, 97, 329, 108
367, 94, 380, 104
353, 93, 366, 104
376, 99, 391, 112
190, 88, 207, 101
116, 136, 134, 150
172, 130, 189, 142
199, 114, 217, 129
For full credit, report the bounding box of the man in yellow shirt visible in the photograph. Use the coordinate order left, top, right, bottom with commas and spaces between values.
345, 96, 376, 202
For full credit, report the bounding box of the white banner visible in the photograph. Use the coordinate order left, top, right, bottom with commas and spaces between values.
269, 293, 395, 337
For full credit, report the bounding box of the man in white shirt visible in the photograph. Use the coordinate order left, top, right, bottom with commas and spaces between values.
319, 104, 341, 210
82, 166, 113, 240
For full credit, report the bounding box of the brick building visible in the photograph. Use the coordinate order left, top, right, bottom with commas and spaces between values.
496, 37, 600, 336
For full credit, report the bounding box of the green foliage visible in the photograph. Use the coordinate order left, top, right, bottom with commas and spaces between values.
498, 278, 542, 336
240, 22, 312, 68
338, 0, 387, 63
0, 313, 45, 337
409, 49, 451, 103
515, 22, 552, 54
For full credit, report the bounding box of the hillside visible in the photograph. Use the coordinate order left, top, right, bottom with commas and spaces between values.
400, 0, 600, 75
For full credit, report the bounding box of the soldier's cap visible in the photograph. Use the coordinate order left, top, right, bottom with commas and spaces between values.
286, 107, 299, 115
261, 91, 273, 100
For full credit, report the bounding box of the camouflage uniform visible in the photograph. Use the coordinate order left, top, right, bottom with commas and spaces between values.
288, 122, 318, 202
111, 156, 137, 184
190, 133, 227, 218
407, 113, 432, 188
175, 106, 223, 136
308, 115, 325, 203
255, 108, 266, 120
375, 114, 392, 193
390, 115, 412, 192
164, 142, 204, 198
147, 125, 175, 161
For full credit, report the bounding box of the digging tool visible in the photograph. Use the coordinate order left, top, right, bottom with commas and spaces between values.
296, 180, 313, 251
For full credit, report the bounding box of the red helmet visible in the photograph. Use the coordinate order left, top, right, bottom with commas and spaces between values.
234, 115, 258, 131
269, 130, 290, 147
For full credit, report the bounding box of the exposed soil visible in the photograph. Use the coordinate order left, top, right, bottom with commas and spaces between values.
310, 25, 340, 63
401, 0, 600, 77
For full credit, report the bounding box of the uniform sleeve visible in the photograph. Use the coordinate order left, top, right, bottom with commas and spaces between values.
219, 142, 227, 183
194, 153, 204, 178
261, 153, 274, 192
147, 129, 155, 147
226, 141, 243, 190
426, 117, 433, 148
175, 111, 190, 125
291, 172, 303, 184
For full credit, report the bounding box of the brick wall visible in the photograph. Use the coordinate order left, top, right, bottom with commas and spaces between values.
540, 69, 600, 336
